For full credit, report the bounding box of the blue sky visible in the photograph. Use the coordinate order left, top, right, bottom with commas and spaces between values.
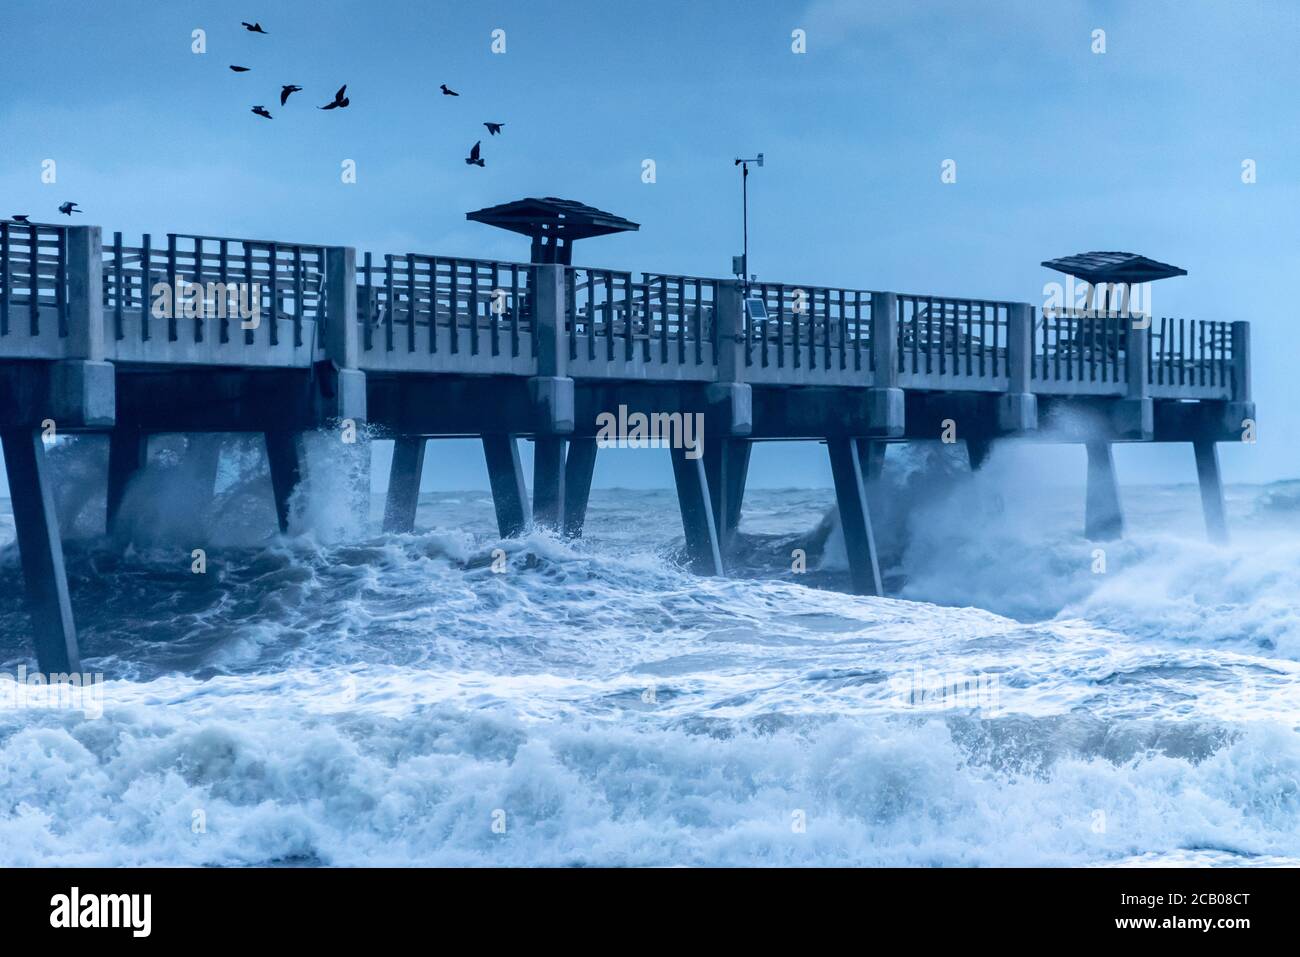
2, 0, 1296, 490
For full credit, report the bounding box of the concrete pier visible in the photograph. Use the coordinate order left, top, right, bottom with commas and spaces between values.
826, 437, 884, 596
531, 437, 566, 531
2, 429, 80, 674
1193, 440, 1229, 544
383, 436, 426, 533
482, 434, 529, 538
562, 437, 598, 538
669, 445, 723, 576
1085, 441, 1124, 541
105, 430, 148, 535
0, 215, 1255, 666
703, 437, 751, 558
265, 431, 306, 534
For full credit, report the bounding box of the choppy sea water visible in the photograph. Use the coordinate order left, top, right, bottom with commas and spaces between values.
0, 435, 1298, 867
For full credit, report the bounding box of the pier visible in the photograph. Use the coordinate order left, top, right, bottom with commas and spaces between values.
0, 204, 1254, 674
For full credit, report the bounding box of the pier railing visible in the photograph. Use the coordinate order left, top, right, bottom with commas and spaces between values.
897, 295, 1012, 388
0, 220, 1250, 405
357, 252, 535, 374
0, 220, 72, 358
100, 231, 328, 366
1029, 309, 1236, 400
562, 270, 718, 379
743, 283, 873, 385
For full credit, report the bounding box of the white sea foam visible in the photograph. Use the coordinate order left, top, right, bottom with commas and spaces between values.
0, 435, 1297, 866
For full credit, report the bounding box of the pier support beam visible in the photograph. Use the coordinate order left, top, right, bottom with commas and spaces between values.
265, 431, 306, 534
1193, 440, 1229, 544
106, 430, 149, 535
562, 437, 598, 538
966, 437, 993, 472
827, 437, 884, 596
482, 434, 529, 538
669, 445, 724, 576
532, 437, 567, 531
1084, 441, 1124, 541
703, 437, 750, 556
2, 429, 80, 674
382, 436, 426, 533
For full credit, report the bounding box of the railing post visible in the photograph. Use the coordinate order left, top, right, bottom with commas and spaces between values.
714, 280, 744, 384
48, 225, 113, 429
66, 226, 104, 361
1231, 321, 1250, 403
319, 245, 365, 425
870, 291, 897, 387
866, 291, 902, 436
534, 264, 567, 378
705, 280, 752, 441
1125, 316, 1150, 400
1113, 313, 1153, 440
996, 302, 1037, 433
324, 246, 358, 369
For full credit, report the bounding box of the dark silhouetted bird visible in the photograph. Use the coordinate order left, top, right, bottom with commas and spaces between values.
230, 65, 251, 72
11, 215, 30, 223
440, 84, 459, 96
58, 202, 81, 216
281, 84, 303, 106
252, 105, 273, 119
319, 85, 349, 110
242, 21, 267, 34
465, 141, 484, 167
484, 122, 503, 136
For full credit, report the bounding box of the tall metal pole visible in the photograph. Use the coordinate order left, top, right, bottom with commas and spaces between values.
741, 161, 749, 296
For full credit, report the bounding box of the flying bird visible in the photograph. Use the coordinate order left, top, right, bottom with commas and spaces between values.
229, 65, 251, 73
11, 215, 30, 223
251, 105, 273, 119
241, 21, 267, 33
319, 85, 349, 110
58, 202, 81, 216
484, 122, 503, 136
280, 84, 303, 106
440, 84, 459, 96
465, 141, 484, 167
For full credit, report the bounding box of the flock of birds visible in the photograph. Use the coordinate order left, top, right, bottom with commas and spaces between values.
8, 19, 505, 223
231, 20, 501, 168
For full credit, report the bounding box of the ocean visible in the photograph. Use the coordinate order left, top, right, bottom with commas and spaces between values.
1, 434, 1297, 867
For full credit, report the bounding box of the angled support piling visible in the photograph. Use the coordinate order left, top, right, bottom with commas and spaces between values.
1193, 440, 1228, 544
703, 437, 751, 556
827, 437, 884, 596
669, 445, 723, 576
265, 431, 306, 534
1084, 441, 1124, 541
2, 429, 80, 674
562, 437, 598, 538
482, 434, 529, 538
383, 436, 426, 533
106, 430, 149, 535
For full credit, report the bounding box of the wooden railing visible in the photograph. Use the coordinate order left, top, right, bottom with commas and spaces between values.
358, 253, 533, 364
101, 232, 328, 352
0, 220, 69, 346
897, 295, 1011, 382
0, 220, 1252, 404
1149, 316, 1234, 395
564, 269, 717, 370
745, 282, 872, 375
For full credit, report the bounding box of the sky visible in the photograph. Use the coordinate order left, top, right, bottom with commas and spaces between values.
1, 0, 1297, 492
